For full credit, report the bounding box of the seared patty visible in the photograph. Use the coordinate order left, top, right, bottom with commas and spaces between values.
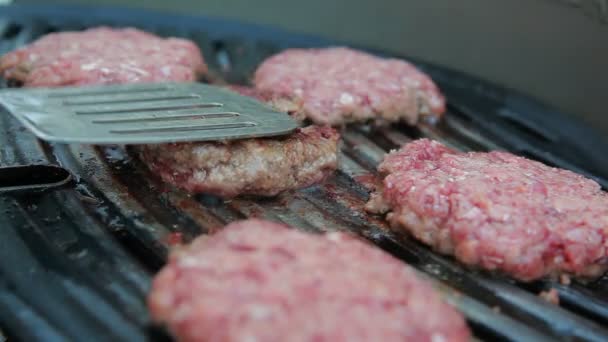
148, 219, 471, 342
0, 27, 206, 86
253, 47, 445, 126
137, 126, 340, 198
366, 139, 608, 281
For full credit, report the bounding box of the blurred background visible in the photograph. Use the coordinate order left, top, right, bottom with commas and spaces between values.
18, 0, 608, 133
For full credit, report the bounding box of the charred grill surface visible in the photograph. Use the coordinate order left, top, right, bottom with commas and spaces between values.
1, 4, 608, 342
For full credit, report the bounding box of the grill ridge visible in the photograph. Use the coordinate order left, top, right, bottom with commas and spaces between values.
1, 4, 608, 341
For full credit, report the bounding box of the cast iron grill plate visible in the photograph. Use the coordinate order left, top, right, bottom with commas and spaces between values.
1, 4, 608, 342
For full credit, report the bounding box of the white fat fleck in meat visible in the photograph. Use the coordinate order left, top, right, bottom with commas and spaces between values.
241, 336, 259, 342
247, 305, 273, 320
325, 232, 345, 242
339, 92, 355, 105
120, 63, 149, 76
177, 256, 208, 268
172, 304, 193, 322
431, 333, 447, 342
160, 65, 172, 77
404, 78, 421, 88
429, 96, 443, 108
80, 63, 98, 71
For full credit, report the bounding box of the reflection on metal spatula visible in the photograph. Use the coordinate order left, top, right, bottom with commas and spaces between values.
0, 82, 299, 145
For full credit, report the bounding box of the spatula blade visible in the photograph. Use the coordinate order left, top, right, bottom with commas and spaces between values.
0, 82, 299, 144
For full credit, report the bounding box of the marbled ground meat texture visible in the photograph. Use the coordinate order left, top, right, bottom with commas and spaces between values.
148, 219, 471, 342
253, 47, 445, 126
137, 126, 339, 198
0, 27, 207, 86
366, 139, 608, 281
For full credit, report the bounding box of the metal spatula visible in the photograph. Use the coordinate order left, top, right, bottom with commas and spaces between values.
0, 82, 299, 144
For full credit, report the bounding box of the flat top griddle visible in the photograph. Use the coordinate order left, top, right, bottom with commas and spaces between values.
1, 4, 608, 342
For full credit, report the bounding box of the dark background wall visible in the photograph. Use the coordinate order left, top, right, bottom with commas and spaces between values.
18, 0, 608, 133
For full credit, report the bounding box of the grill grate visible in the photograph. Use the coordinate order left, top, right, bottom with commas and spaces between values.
1, 4, 608, 342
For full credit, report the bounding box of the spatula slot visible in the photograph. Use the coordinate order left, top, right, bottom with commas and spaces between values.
75, 103, 223, 115
92, 112, 240, 124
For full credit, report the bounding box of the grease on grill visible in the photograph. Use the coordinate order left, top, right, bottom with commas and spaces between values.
539, 289, 560, 306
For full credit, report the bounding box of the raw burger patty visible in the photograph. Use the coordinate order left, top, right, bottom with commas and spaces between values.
148, 219, 471, 342
227, 85, 306, 121
253, 47, 445, 126
0, 27, 206, 86
137, 125, 340, 198
366, 139, 608, 281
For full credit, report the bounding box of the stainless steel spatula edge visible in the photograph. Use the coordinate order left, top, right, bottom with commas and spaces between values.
0, 82, 300, 145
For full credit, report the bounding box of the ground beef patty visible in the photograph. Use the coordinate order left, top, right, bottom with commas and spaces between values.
0, 27, 206, 86
137, 126, 339, 198
253, 47, 445, 126
227, 85, 306, 121
366, 139, 608, 281
148, 219, 471, 342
